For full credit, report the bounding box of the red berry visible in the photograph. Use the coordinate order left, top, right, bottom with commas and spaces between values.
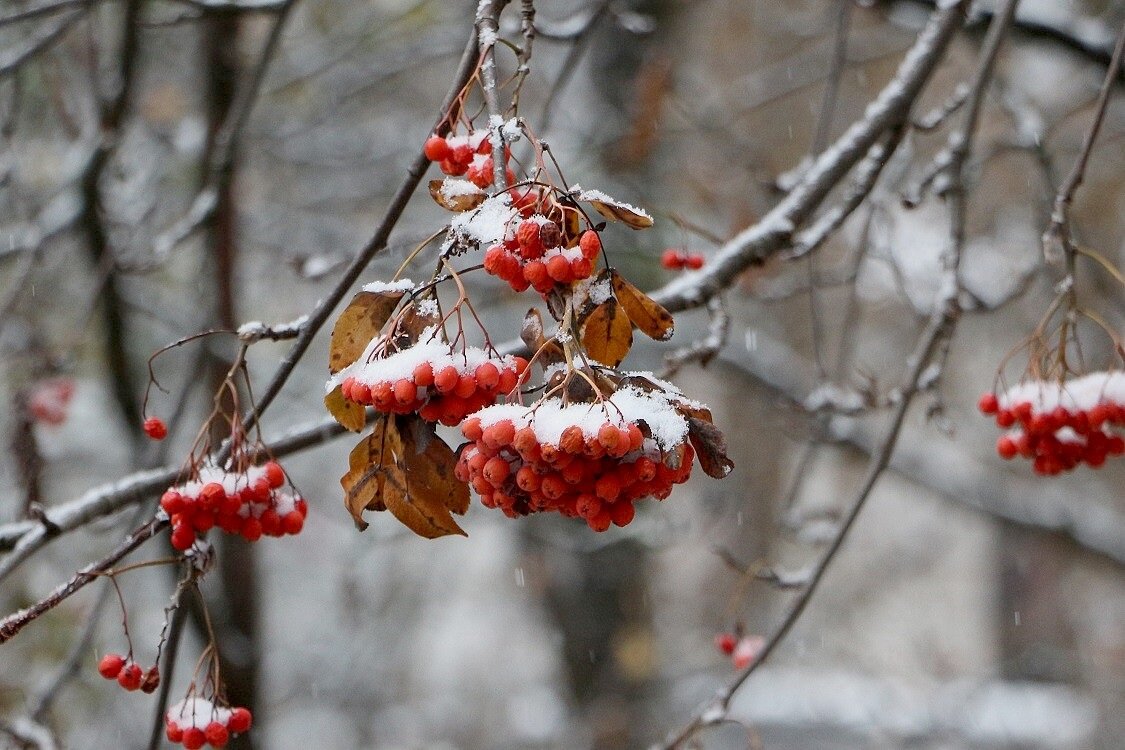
98, 653, 125, 679
182, 727, 206, 750
684, 253, 705, 270
714, 632, 737, 655
578, 230, 601, 259
423, 135, 451, 162
117, 662, 143, 691
143, 417, 168, 440
241, 518, 263, 542
171, 523, 195, 551
281, 511, 304, 535
661, 249, 685, 270
228, 707, 253, 734
546, 255, 572, 283
434, 366, 460, 394
475, 362, 500, 390
393, 378, 417, 405
160, 490, 185, 515
996, 435, 1018, 459
264, 461, 285, 489
166, 720, 184, 743
204, 721, 229, 748
413, 361, 435, 388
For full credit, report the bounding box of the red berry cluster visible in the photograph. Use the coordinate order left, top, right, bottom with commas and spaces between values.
660, 249, 705, 270
161, 461, 307, 550
978, 373, 1125, 474
27, 376, 75, 426
166, 697, 252, 750
484, 222, 601, 293
423, 131, 513, 188
714, 632, 765, 670
338, 344, 528, 427
454, 394, 694, 531
98, 653, 160, 693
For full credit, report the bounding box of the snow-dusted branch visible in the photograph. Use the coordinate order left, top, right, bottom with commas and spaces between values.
651, 0, 970, 316
475, 0, 511, 190
0, 8, 85, 77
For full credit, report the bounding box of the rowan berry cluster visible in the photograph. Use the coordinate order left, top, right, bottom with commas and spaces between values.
423, 130, 514, 188
98, 653, 160, 693
660, 249, 705, 271
484, 221, 601, 293
165, 697, 252, 749
714, 632, 766, 670
978, 371, 1125, 474
454, 386, 695, 531
334, 334, 529, 427
144, 416, 168, 440
26, 376, 75, 426
161, 461, 306, 550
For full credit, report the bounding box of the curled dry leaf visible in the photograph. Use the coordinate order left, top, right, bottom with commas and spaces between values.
428, 179, 486, 212
576, 190, 655, 229
340, 416, 467, 537
328, 289, 404, 374
325, 384, 366, 432
581, 299, 633, 367
611, 269, 674, 341
686, 416, 734, 478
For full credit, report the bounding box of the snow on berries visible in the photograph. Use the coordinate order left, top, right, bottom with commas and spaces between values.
456, 380, 705, 530
165, 697, 252, 749
330, 329, 529, 427
161, 461, 307, 550
979, 371, 1125, 474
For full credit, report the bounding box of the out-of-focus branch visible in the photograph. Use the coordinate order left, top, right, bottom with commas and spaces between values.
0, 9, 85, 76
0, 0, 91, 28
651, 0, 969, 316
1042, 20, 1125, 265
655, 2, 1018, 746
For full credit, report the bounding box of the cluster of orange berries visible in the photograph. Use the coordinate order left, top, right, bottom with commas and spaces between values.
978, 372, 1125, 474
165, 698, 252, 749
337, 343, 528, 427
483, 221, 601, 294
423, 131, 513, 188
161, 461, 306, 550
660, 249, 705, 271
454, 398, 694, 531
98, 653, 159, 693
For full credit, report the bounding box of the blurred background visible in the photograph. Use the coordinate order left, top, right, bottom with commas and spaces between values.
0, 0, 1123, 748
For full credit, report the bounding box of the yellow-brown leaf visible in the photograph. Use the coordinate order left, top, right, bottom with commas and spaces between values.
578, 191, 655, 229
581, 300, 633, 367
611, 270, 674, 341
325, 385, 366, 432
402, 417, 470, 516
340, 419, 401, 529
328, 290, 403, 374
428, 179, 486, 212
686, 416, 734, 478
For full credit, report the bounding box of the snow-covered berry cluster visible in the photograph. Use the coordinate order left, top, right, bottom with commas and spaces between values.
165, 697, 252, 749
483, 220, 601, 293
333, 334, 529, 427
455, 384, 696, 530
98, 653, 159, 693
161, 461, 306, 550
423, 131, 514, 188
979, 371, 1125, 474
660, 249, 705, 271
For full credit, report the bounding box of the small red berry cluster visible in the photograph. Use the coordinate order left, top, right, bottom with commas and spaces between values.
714, 632, 765, 670
98, 653, 160, 693
337, 342, 529, 427
161, 461, 306, 550
483, 220, 601, 293
423, 131, 513, 188
165, 697, 252, 749
454, 389, 695, 531
660, 249, 705, 271
978, 372, 1125, 474
27, 376, 76, 426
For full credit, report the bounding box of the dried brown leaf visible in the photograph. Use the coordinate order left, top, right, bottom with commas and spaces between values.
328, 290, 403, 374
581, 300, 632, 367
325, 385, 366, 432
580, 192, 655, 229
400, 417, 470, 519
428, 179, 485, 212
687, 416, 734, 478
611, 270, 674, 341
340, 418, 401, 529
